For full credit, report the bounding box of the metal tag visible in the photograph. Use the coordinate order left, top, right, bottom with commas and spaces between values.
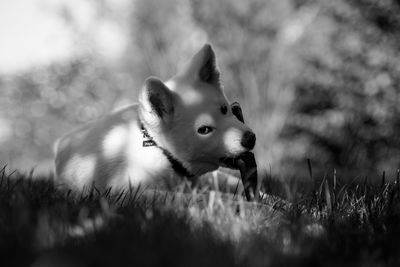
143, 140, 156, 147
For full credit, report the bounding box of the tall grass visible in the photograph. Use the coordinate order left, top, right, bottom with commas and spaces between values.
2, 166, 400, 267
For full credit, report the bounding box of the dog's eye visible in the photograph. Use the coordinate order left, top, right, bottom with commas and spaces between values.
220, 105, 228, 115
197, 126, 213, 135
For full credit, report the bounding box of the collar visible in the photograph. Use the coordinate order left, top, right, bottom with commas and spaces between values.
140, 121, 194, 178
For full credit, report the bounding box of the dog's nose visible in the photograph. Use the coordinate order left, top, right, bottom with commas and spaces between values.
241, 131, 256, 150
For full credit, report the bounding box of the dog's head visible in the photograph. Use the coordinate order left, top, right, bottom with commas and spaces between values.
139, 44, 256, 176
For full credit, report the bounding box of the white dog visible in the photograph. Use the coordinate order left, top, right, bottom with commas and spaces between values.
54, 44, 256, 192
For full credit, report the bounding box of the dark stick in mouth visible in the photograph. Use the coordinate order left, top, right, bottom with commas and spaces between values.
220, 102, 258, 201
221, 152, 258, 201
236, 152, 258, 201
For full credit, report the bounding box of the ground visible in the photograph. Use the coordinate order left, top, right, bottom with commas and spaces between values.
1, 167, 400, 267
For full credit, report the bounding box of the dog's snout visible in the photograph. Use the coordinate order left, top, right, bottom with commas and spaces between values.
241, 131, 256, 150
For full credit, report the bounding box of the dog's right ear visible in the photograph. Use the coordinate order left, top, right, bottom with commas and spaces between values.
179, 44, 221, 86
139, 77, 174, 124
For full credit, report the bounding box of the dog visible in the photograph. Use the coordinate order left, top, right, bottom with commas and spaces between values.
54, 44, 256, 193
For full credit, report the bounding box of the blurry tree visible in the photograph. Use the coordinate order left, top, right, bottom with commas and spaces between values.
2, 0, 400, 182
191, 0, 400, 180
0, 58, 123, 171
282, 0, 400, 179
126, 0, 207, 84
190, 0, 319, 175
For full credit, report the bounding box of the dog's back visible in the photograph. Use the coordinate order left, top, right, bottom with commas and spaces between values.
54, 105, 173, 191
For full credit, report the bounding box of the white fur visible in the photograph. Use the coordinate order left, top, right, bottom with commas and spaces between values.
223, 127, 244, 154
54, 44, 255, 191
63, 154, 97, 189
102, 126, 128, 159
124, 120, 171, 186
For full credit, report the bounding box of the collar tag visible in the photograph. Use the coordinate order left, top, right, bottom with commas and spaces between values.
141, 124, 156, 147
143, 140, 156, 147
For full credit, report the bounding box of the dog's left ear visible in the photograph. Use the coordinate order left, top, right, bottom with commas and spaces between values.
139, 77, 174, 124
181, 44, 220, 85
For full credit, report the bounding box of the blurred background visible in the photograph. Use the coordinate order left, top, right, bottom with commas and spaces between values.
1, 0, 400, 182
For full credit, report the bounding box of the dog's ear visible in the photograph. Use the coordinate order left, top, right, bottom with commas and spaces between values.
198, 44, 220, 84
139, 77, 174, 123
181, 44, 220, 85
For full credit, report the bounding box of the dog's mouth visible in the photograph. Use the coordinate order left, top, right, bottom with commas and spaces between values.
219, 153, 247, 169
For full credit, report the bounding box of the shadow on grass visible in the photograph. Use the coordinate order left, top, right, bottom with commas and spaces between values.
2, 167, 400, 267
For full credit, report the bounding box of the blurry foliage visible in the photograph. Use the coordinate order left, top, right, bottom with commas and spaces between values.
192, 0, 400, 179
1, 0, 400, 180
0, 58, 128, 169
283, 0, 400, 178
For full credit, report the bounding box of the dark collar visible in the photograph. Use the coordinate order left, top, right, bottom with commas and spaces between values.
140, 121, 194, 178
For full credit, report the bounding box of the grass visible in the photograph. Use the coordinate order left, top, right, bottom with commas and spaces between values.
2, 166, 400, 267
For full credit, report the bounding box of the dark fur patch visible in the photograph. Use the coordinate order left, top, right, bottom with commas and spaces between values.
220, 105, 228, 115
149, 94, 166, 118
199, 47, 220, 84
144, 77, 174, 118
231, 102, 244, 123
